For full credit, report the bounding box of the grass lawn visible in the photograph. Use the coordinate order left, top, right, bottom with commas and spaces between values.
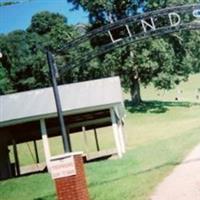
0, 74, 200, 200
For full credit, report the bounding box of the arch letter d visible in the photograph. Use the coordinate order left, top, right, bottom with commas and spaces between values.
169, 12, 181, 27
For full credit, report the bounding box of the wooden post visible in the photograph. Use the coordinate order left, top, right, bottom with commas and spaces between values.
66, 127, 72, 152
94, 129, 100, 152
40, 119, 51, 167
110, 108, 122, 158
12, 139, 20, 176
82, 126, 89, 154
33, 140, 39, 164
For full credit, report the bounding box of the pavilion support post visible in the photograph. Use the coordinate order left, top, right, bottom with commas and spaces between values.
66, 127, 72, 152
0, 137, 12, 180
117, 119, 126, 154
33, 140, 39, 164
110, 108, 123, 158
94, 129, 100, 152
12, 139, 20, 176
40, 119, 51, 168
82, 126, 89, 154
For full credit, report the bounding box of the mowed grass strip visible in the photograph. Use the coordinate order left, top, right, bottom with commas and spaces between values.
1, 126, 200, 200
87, 127, 200, 200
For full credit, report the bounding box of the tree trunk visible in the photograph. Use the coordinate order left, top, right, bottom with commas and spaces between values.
130, 77, 142, 105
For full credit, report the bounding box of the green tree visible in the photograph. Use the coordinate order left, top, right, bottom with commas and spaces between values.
0, 0, 32, 7
0, 30, 49, 92
0, 11, 79, 94
0, 63, 12, 94
67, 0, 200, 104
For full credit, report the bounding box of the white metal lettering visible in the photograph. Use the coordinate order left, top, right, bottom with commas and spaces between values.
193, 9, 200, 18
141, 18, 156, 33
168, 12, 181, 27
108, 30, 123, 43
125, 24, 133, 37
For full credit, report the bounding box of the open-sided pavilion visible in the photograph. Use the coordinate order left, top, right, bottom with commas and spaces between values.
0, 76, 125, 180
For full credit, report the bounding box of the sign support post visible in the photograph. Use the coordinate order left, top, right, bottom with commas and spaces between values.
46, 51, 71, 153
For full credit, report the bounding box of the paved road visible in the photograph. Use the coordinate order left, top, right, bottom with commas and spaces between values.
151, 144, 200, 200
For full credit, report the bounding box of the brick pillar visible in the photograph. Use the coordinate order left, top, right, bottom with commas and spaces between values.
54, 154, 90, 200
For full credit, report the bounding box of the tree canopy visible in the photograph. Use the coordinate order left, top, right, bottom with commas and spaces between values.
0, 1, 200, 105
0, 11, 79, 94
67, 0, 200, 104
0, 0, 32, 7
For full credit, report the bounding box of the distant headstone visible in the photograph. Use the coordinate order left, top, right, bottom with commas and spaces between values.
195, 89, 200, 100
175, 97, 179, 101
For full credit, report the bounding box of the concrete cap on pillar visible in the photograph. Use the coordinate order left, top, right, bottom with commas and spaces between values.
50, 152, 84, 161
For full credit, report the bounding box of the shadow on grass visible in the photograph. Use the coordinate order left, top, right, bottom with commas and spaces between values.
125, 100, 200, 114
89, 158, 200, 187
34, 194, 56, 200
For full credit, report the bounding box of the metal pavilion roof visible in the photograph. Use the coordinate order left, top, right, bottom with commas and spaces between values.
0, 77, 124, 127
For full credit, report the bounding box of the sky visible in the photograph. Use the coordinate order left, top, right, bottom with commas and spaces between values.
0, 0, 88, 34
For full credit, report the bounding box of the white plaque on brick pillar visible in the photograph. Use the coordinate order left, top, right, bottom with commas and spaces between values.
49, 156, 76, 179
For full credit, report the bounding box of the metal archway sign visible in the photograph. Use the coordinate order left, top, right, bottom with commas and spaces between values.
58, 3, 200, 69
